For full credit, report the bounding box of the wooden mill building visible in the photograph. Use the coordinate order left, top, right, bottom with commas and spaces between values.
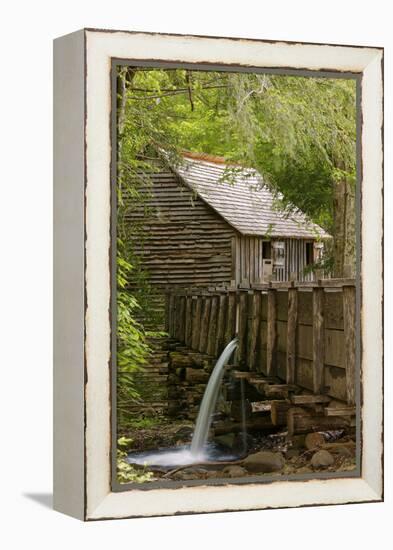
124, 151, 330, 299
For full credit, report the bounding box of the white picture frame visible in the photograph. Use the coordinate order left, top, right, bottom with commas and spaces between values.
53, 28, 383, 521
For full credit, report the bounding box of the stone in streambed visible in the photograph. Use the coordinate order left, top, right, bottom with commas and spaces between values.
222, 465, 248, 478
242, 451, 285, 473
311, 449, 335, 469
174, 426, 194, 440
305, 432, 325, 450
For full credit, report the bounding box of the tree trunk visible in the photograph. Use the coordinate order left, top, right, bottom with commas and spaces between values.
332, 176, 355, 278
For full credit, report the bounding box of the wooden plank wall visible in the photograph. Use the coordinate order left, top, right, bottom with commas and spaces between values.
167, 279, 356, 405
123, 168, 235, 289
235, 236, 317, 285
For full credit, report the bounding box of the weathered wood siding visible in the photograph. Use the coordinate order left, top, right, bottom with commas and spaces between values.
123, 168, 234, 290
274, 238, 315, 282
167, 280, 356, 404
234, 235, 317, 285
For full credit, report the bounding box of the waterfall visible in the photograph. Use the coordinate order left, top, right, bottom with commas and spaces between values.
190, 338, 238, 458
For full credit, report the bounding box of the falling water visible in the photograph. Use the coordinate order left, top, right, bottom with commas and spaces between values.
127, 337, 239, 468
190, 338, 238, 458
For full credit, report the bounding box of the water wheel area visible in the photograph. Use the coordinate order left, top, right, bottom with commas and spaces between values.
118, 279, 357, 483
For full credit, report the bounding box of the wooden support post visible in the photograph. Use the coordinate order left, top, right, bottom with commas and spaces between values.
191, 295, 202, 350
270, 400, 292, 426
164, 292, 170, 333
237, 291, 248, 368
168, 293, 175, 337
178, 296, 186, 343
343, 285, 356, 406
312, 287, 325, 394
287, 407, 352, 436
207, 295, 218, 356
215, 294, 228, 356
225, 291, 237, 346
184, 295, 192, 347
266, 288, 277, 376
173, 295, 180, 339
247, 291, 261, 371
199, 296, 211, 353
286, 287, 298, 384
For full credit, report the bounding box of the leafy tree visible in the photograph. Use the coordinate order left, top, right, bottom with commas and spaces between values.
119, 68, 356, 275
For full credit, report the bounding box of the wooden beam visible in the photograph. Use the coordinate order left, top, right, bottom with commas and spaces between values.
318, 278, 356, 288
191, 296, 202, 350
225, 291, 237, 346
270, 400, 291, 425
237, 291, 248, 368
247, 291, 260, 370
312, 287, 325, 394
184, 296, 192, 347
270, 281, 295, 289
343, 285, 356, 406
290, 394, 330, 405
178, 296, 186, 342
287, 407, 351, 436
207, 295, 218, 356
215, 293, 228, 356
266, 288, 277, 376
168, 293, 175, 337
173, 295, 181, 340
324, 405, 356, 416
164, 292, 170, 333
264, 383, 299, 399
199, 297, 211, 353
286, 287, 298, 384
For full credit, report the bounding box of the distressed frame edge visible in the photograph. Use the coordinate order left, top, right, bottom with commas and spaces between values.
53, 29, 86, 520
59, 29, 382, 521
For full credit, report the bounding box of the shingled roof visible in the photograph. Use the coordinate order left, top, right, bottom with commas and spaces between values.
171, 153, 329, 239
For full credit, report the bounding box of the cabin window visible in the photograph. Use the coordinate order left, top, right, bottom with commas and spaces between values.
262, 241, 271, 259
305, 242, 314, 266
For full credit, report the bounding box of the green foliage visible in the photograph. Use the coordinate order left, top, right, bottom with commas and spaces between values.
117, 238, 152, 429
127, 416, 164, 429
117, 448, 155, 484
119, 68, 356, 239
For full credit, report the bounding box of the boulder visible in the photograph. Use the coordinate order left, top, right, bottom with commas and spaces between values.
305, 432, 325, 450
222, 465, 248, 478
311, 449, 335, 469
242, 451, 285, 473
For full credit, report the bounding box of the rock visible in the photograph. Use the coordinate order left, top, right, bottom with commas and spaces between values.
174, 426, 194, 440
214, 433, 236, 449
325, 443, 353, 457
311, 449, 335, 469
222, 465, 248, 478
172, 471, 196, 480
204, 470, 220, 478
242, 451, 285, 473
185, 368, 210, 384
305, 432, 325, 450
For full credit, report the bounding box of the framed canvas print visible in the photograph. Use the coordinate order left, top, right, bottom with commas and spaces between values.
53, 28, 383, 520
